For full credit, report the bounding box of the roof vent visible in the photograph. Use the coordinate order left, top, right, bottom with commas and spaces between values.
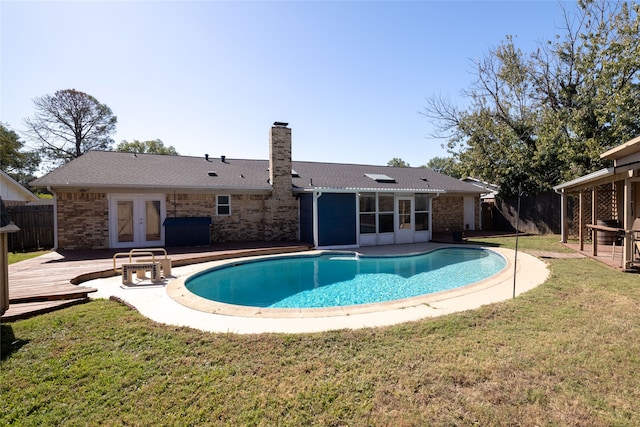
205, 154, 210, 161
208, 171, 217, 177
221, 155, 226, 163
292, 169, 300, 178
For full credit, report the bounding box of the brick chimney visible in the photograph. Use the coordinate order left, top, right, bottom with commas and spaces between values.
269, 122, 292, 199
265, 122, 297, 241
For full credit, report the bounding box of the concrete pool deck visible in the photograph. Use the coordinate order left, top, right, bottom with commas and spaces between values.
87, 242, 550, 334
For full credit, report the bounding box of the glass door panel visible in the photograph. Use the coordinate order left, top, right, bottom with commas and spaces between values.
117, 201, 134, 243
145, 200, 161, 241
111, 195, 165, 248
399, 199, 412, 229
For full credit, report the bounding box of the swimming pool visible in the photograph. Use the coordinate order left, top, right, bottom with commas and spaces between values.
184, 248, 506, 309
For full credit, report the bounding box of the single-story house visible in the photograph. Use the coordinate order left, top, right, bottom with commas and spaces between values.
31, 123, 486, 250
554, 135, 640, 270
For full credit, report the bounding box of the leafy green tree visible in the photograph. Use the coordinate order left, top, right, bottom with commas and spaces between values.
23, 89, 117, 166
423, 0, 640, 196
425, 156, 463, 178
115, 139, 179, 155
0, 123, 40, 188
387, 158, 410, 167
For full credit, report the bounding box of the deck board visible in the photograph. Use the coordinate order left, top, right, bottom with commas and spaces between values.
2, 299, 89, 322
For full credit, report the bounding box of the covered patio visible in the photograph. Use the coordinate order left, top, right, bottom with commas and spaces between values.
554, 135, 640, 271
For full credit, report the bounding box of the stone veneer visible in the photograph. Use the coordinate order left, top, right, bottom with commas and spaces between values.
431, 195, 480, 233
264, 124, 298, 241
165, 189, 297, 243
56, 191, 110, 250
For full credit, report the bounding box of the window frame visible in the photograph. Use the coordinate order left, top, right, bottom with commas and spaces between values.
414, 193, 430, 231
377, 193, 395, 234
216, 194, 231, 216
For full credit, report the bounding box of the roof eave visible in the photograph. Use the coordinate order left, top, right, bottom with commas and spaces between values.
601, 135, 640, 160
553, 167, 616, 192
39, 183, 273, 193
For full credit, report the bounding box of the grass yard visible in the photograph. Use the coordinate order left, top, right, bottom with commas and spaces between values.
8, 250, 50, 265
2, 235, 640, 426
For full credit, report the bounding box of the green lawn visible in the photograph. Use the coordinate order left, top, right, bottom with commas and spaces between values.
2, 235, 640, 426
8, 250, 50, 265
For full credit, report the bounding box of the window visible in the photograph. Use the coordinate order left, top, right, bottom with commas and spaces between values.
378, 193, 394, 233
217, 195, 230, 216
415, 194, 430, 231
359, 193, 376, 234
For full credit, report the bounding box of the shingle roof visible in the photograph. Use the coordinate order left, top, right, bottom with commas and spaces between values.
291, 161, 479, 193
31, 151, 483, 194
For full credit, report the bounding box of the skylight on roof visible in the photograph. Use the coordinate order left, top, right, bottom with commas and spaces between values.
365, 173, 396, 183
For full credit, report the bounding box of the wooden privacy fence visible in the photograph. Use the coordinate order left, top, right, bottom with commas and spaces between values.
7, 204, 54, 252
493, 191, 561, 235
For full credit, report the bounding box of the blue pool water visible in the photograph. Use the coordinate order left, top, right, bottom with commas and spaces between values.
185, 248, 507, 309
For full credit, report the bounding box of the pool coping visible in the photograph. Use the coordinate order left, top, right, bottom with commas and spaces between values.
88, 243, 550, 333
167, 246, 516, 318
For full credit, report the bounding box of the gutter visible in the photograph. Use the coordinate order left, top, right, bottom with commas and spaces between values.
552, 167, 615, 193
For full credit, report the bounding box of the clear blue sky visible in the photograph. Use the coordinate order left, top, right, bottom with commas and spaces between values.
1, 0, 572, 167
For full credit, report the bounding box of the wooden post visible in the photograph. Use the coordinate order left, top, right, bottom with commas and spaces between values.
592, 186, 598, 256
0, 234, 9, 317
623, 175, 634, 269
579, 191, 584, 251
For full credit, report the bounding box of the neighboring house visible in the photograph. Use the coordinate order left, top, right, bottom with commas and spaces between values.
31, 123, 486, 250
0, 169, 39, 205
462, 177, 499, 203
554, 135, 640, 269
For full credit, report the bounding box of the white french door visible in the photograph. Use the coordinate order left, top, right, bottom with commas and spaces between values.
395, 197, 415, 244
109, 194, 165, 248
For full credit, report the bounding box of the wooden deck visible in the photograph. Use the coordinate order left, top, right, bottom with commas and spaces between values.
3, 242, 312, 322
562, 240, 632, 270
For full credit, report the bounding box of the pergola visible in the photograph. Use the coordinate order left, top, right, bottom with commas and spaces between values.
554, 135, 640, 270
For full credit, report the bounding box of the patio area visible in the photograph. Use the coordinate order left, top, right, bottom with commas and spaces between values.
86, 242, 549, 334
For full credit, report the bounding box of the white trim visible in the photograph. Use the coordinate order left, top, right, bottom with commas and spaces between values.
0, 169, 39, 202
463, 196, 475, 231
553, 168, 615, 191
395, 196, 415, 244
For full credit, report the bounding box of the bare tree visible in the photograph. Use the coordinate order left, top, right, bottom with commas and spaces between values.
24, 89, 117, 165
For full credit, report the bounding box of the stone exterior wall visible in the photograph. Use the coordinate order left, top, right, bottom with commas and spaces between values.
432, 195, 464, 233
211, 194, 270, 242
165, 190, 296, 243
56, 191, 109, 250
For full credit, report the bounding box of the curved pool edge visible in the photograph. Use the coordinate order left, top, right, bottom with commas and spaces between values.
166, 245, 543, 319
